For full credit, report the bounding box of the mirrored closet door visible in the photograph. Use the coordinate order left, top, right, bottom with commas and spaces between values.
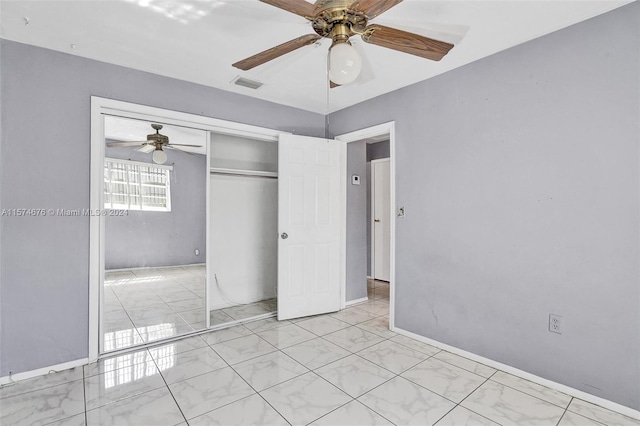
101, 115, 208, 353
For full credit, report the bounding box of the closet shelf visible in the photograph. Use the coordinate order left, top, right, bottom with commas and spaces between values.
209, 167, 278, 178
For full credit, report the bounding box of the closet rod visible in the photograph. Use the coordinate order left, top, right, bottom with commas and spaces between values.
209, 168, 278, 179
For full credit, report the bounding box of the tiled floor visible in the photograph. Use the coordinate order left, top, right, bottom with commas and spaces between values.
103, 265, 277, 353
103, 265, 207, 352
2, 280, 638, 425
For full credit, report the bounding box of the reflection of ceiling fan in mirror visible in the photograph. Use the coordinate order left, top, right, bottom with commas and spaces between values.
106, 124, 201, 165
233, 0, 455, 86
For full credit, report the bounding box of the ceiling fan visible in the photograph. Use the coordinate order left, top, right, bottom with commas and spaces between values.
106, 124, 201, 165
232, 0, 455, 86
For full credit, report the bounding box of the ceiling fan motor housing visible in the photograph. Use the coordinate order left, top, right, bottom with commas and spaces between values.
311, 0, 368, 43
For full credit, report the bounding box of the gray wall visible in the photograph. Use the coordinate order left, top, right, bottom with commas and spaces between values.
104, 147, 206, 269
329, 3, 640, 410
346, 141, 367, 302
0, 39, 325, 376
366, 141, 390, 276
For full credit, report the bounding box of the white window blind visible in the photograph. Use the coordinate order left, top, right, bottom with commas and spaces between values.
104, 158, 172, 211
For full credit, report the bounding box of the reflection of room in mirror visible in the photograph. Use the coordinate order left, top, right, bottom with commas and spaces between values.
102, 116, 207, 353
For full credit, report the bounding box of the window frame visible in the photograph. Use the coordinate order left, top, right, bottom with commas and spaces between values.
104, 158, 173, 212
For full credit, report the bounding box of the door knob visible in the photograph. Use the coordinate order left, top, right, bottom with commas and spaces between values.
281, 232, 288, 239
374, 219, 381, 223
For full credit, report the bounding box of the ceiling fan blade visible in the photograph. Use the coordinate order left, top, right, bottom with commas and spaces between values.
138, 144, 156, 153
233, 34, 321, 71
106, 141, 146, 147
165, 146, 193, 155
351, 0, 403, 19
167, 143, 203, 148
362, 24, 453, 61
259, 0, 317, 18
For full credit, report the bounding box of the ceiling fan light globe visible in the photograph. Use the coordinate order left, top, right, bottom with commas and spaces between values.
152, 149, 168, 164
329, 42, 362, 85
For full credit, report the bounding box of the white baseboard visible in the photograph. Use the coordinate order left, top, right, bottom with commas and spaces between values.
346, 297, 369, 307
0, 358, 88, 386
394, 327, 640, 421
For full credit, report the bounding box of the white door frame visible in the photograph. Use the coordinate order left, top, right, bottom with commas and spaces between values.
89, 97, 284, 362
371, 158, 391, 282
335, 122, 396, 330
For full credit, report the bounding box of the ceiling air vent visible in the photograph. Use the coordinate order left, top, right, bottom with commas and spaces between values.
233, 76, 263, 90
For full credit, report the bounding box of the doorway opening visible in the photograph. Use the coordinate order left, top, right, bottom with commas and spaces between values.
337, 122, 396, 330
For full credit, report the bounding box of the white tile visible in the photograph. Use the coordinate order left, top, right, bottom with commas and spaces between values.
355, 316, 397, 338
354, 299, 389, 316
43, 412, 87, 426
356, 340, 429, 374
125, 303, 174, 322
158, 290, 201, 303
568, 398, 640, 426
120, 294, 166, 309
233, 351, 308, 392
390, 334, 441, 356
156, 346, 227, 384
261, 372, 352, 426
435, 406, 499, 426
85, 387, 185, 426
209, 310, 235, 327
402, 358, 486, 403
296, 315, 351, 336
310, 400, 393, 426
147, 335, 208, 361
461, 380, 566, 425
102, 328, 145, 352
0, 379, 85, 426
223, 302, 274, 320
131, 312, 190, 329
491, 371, 571, 408
257, 324, 316, 349
211, 334, 277, 365
137, 323, 194, 344
282, 338, 352, 370
323, 326, 385, 352
84, 349, 154, 378
188, 394, 289, 426
84, 364, 165, 410
243, 317, 290, 333
359, 376, 455, 426
0, 367, 83, 399
315, 354, 396, 398
168, 298, 205, 312
169, 367, 255, 420
558, 411, 608, 426
200, 324, 253, 345
176, 308, 205, 325
330, 307, 380, 325
432, 351, 497, 378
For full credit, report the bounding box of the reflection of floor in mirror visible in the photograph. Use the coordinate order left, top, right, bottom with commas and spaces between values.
103, 264, 206, 353
209, 298, 277, 327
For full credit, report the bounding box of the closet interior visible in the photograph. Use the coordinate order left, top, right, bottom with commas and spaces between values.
208, 133, 278, 327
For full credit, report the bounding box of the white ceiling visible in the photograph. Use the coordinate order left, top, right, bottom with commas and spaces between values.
1, 1, 633, 114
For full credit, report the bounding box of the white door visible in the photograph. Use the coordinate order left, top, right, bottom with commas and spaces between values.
278, 134, 342, 320
372, 159, 391, 281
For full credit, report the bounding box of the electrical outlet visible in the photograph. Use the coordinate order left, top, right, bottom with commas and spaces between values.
194, 249, 200, 256
549, 314, 563, 334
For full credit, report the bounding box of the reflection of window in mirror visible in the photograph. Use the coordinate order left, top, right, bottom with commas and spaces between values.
104, 159, 172, 212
